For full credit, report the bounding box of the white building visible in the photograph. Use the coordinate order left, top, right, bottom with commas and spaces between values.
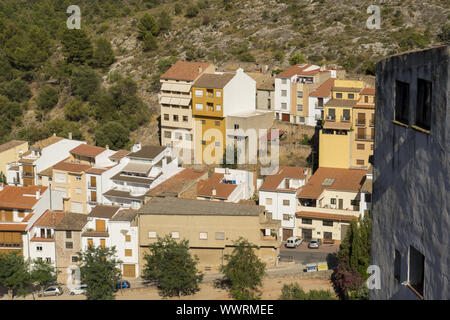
307, 78, 335, 126
258, 166, 311, 239
80, 205, 139, 278
196, 168, 255, 202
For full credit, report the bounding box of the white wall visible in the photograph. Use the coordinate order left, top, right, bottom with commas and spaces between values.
109, 221, 139, 277
223, 69, 256, 117
259, 190, 298, 234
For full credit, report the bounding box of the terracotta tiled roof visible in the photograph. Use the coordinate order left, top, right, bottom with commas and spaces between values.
0, 140, 27, 153
109, 150, 129, 160
161, 61, 212, 81
260, 166, 310, 192
31, 136, 64, 150
298, 167, 367, 200
110, 210, 138, 222
88, 205, 121, 219
353, 104, 375, 109
332, 87, 362, 93
128, 145, 166, 160
0, 223, 27, 231
197, 173, 237, 199
53, 160, 91, 173
81, 231, 109, 237
54, 212, 87, 231
70, 144, 106, 158
277, 64, 320, 78
324, 99, 358, 107
0, 186, 47, 210
146, 168, 207, 197
360, 88, 375, 95
193, 73, 235, 89
247, 73, 275, 91
37, 167, 53, 177
86, 167, 109, 175
33, 210, 65, 228
296, 211, 358, 222
22, 213, 34, 222
30, 237, 54, 242
310, 79, 334, 97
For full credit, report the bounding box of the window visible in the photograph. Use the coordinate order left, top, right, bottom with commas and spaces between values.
199, 232, 208, 240
394, 249, 401, 281
357, 159, 365, 165
234, 124, 239, 130
281, 90, 287, 97
215, 121, 220, 126
297, 104, 303, 111
215, 232, 225, 240
266, 198, 272, 205
183, 116, 188, 122
371, 144, 374, 151
75, 176, 82, 181
201, 120, 206, 125
36, 245, 42, 251
215, 142, 220, 147
55, 173, 66, 184
71, 256, 78, 263
408, 246, 425, 297
297, 91, 303, 98
195, 89, 203, 97
342, 109, 350, 121
323, 220, 333, 227
65, 242, 73, 249
357, 144, 365, 150
171, 232, 180, 239
201, 140, 206, 145
195, 103, 203, 111
125, 249, 132, 257
328, 109, 335, 120
66, 231, 72, 239
281, 103, 287, 110
283, 214, 290, 221
364, 96, 369, 103
87, 239, 93, 247
46, 257, 51, 263
300, 117, 305, 123
216, 105, 222, 111
348, 93, 355, 99
281, 79, 287, 84
175, 132, 182, 140
415, 78, 432, 130
185, 134, 192, 141
282, 199, 290, 206
173, 115, 179, 122
302, 218, 312, 225
395, 80, 409, 124
164, 131, 171, 138
365, 193, 372, 203
148, 231, 157, 239
125, 235, 131, 242
216, 91, 221, 97
324, 232, 332, 239
164, 114, 169, 121
330, 198, 336, 205
336, 93, 342, 99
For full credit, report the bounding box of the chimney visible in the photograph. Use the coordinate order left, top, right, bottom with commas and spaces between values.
212, 185, 216, 196
198, 65, 203, 74
36, 189, 41, 200
68, 132, 72, 140
106, 145, 109, 150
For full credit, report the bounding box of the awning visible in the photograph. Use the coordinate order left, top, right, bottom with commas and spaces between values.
179, 98, 191, 106
160, 96, 171, 104
323, 121, 352, 130
170, 97, 181, 105
177, 84, 191, 93
161, 83, 174, 91
122, 162, 152, 175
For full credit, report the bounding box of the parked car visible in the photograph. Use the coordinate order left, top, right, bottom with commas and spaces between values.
69, 284, 88, 295
308, 239, 321, 249
115, 280, 131, 291
285, 237, 303, 248
38, 286, 63, 297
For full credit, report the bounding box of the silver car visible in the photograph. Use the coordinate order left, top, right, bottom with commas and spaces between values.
285, 237, 303, 248
308, 239, 320, 249
38, 286, 63, 297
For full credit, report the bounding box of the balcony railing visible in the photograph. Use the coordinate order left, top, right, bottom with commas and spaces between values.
356, 120, 366, 126
0, 242, 22, 248
355, 135, 374, 141
22, 172, 34, 178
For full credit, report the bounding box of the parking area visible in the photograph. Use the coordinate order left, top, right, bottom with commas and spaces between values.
283, 241, 340, 253
279, 240, 340, 268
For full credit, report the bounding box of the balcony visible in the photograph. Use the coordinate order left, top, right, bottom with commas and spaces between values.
356, 120, 366, 126
355, 134, 374, 141
0, 242, 22, 248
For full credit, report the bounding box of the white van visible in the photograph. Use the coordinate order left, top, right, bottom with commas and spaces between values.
285, 237, 302, 248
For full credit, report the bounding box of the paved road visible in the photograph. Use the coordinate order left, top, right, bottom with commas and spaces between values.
279, 242, 339, 268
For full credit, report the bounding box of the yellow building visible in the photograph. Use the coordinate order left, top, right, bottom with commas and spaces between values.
192, 73, 233, 164
0, 140, 28, 181
319, 80, 365, 168
352, 88, 375, 168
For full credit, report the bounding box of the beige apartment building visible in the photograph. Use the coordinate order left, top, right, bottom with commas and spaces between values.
352, 88, 375, 168
54, 212, 87, 284
137, 197, 281, 273
159, 61, 215, 152
248, 72, 275, 111
0, 140, 28, 181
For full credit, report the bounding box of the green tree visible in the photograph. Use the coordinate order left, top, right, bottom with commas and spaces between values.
437, 24, 450, 43
31, 259, 58, 297
64, 99, 87, 122
61, 29, 94, 65
0, 80, 31, 103
0, 251, 31, 299
220, 238, 266, 300
0, 171, 7, 185
142, 33, 158, 51
77, 246, 122, 300
70, 66, 101, 101
92, 38, 115, 68
95, 121, 130, 150
142, 235, 203, 298
289, 53, 306, 65
137, 14, 160, 39
279, 283, 336, 300
36, 86, 59, 110
158, 10, 172, 33
274, 50, 285, 62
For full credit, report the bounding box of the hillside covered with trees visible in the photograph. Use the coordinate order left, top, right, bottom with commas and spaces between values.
0, 0, 448, 148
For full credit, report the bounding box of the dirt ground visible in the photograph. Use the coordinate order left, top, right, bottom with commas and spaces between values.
6, 276, 334, 300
